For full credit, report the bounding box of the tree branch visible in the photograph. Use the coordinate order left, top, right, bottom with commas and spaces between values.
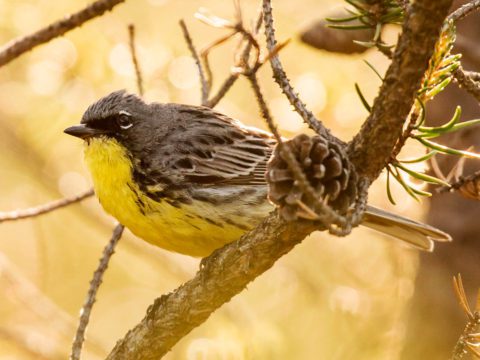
447, 0, 480, 22
347, 0, 453, 180
128, 24, 144, 97
179, 20, 209, 106
71, 224, 124, 360
106, 213, 318, 359
454, 65, 480, 102
0, 0, 125, 67
262, 0, 338, 143
0, 189, 93, 223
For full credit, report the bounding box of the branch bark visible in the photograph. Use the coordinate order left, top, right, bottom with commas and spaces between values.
454, 65, 480, 102
106, 0, 454, 358
71, 224, 124, 360
107, 213, 318, 359
0, 0, 125, 67
348, 0, 453, 180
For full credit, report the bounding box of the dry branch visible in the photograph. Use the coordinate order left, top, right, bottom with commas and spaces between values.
202, 8, 263, 108
464, 71, 480, 82
106, 1, 454, 358
262, 0, 337, 143
439, 169, 480, 200
454, 66, 480, 102
179, 20, 209, 105
128, 24, 144, 97
71, 224, 124, 360
347, 0, 453, 180
448, 0, 480, 22
205, 74, 238, 108
0, 0, 125, 67
0, 189, 93, 223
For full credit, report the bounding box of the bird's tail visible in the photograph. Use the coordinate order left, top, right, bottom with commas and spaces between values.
362, 205, 452, 251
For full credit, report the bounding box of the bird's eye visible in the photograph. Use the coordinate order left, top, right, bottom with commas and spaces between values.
117, 111, 133, 130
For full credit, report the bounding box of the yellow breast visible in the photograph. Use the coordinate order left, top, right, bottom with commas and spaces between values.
83, 137, 270, 257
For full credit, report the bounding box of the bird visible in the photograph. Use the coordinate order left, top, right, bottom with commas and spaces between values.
64, 90, 452, 257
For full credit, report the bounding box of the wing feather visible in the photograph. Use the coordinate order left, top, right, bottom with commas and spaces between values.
142, 105, 275, 187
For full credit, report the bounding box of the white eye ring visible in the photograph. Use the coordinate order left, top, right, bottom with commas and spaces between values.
117, 111, 133, 130
119, 122, 133, 130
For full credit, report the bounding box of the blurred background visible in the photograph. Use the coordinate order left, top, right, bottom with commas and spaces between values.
0, 0, 477, 359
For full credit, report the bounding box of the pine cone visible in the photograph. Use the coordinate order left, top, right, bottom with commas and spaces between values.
266, 134, 357, 221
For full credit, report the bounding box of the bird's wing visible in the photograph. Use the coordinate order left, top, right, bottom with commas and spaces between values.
166, 106, 275, 185
145, 106, 275, 188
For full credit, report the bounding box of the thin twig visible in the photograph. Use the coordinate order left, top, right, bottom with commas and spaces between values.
203, 8, 263, 108
128, 24, 144, 96
262, 0, 337, 143
464, 71, 480, 82
448, 0, 480, 22
0, 189, 94, 223
454, 66, 480, 102
0, 0, 125, 67
438, 169, 480, 200
200, 30, 237, 93
247, 72, 343, 226
71, 223, 124, 360
205, 74, 238, 108
390, 111, 420, 161
179, 20, 209, 106
441, 169, 480, 191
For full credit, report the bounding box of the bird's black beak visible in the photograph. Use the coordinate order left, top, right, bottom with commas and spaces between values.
64, 124, 106, 139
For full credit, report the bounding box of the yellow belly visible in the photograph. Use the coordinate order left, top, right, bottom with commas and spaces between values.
84, 137, 271, 257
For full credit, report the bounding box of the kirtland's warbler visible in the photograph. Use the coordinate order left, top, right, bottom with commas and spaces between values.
64, 90, 451, 257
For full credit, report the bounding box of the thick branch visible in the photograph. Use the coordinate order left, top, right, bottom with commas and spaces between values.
347, 0, 453, 180
106, 213, 318, 359
0, 0, 125, 67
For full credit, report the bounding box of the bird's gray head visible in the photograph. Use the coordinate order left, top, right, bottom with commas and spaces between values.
81, 89, 145, 125
64, 90, 162, 154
